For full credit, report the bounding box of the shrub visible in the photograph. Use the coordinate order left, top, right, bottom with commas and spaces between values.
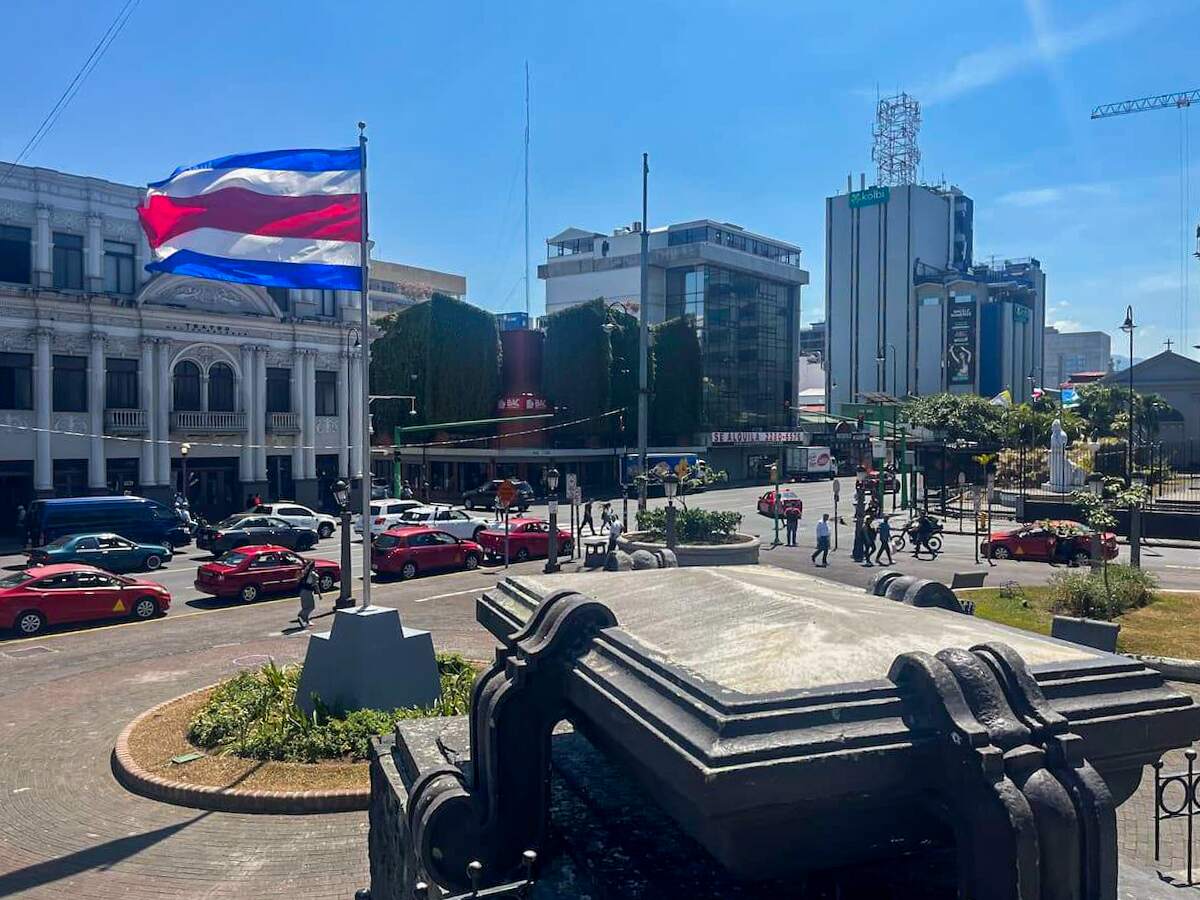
188, 654, 477, 763
1047, 564, 1159, 621
634, 507, 742, 544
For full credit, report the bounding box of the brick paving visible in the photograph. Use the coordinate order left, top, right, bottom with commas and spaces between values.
0, 564, 507, 900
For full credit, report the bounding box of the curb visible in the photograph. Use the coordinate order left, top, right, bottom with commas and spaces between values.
112, 686, 369, 815
1127, 654, 1200, 685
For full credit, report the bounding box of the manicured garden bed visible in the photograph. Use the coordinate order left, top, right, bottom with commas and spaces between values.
968, 584, 1199, 658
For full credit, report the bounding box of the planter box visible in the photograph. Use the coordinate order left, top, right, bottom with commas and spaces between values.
618, 532, 759, 567
1051, 615, 1120, 653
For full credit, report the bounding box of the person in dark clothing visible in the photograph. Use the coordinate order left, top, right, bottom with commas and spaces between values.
874, 516, 893, 565
861, 518, 876, 566
784, 505, 800, 546
582, 500, 596, 535
913, 513, 936, 556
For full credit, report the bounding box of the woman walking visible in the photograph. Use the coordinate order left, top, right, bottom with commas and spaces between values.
296, 560, 321, 628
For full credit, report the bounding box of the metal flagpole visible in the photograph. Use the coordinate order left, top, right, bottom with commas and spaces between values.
637, 152, 649, 511
358, 122, 372, 611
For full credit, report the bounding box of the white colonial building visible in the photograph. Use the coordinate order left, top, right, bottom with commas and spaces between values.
0, 161, 461, 530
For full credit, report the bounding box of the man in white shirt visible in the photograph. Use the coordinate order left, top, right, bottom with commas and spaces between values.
811, 513, 831, 567
607, 516, 624, 553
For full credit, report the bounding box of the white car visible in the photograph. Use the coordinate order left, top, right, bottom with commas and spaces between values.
393, 506, 492, 541
252, 502, 339, 539
355, 498, 424, 538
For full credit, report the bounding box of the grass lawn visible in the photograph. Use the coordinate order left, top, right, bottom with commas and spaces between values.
967, 586, 1200, 658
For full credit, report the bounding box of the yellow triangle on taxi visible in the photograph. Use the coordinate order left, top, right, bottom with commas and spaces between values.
113, 599, 126, 612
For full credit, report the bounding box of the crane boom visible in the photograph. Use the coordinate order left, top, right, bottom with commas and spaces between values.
1091, 89, 1200, 119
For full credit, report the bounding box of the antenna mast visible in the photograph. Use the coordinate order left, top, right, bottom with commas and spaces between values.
872, 92, 921, 187
524, 61, 531, 318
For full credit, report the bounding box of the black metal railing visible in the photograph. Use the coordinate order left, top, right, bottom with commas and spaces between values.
414, 852, 538, 899
1154, 750, 1198, 885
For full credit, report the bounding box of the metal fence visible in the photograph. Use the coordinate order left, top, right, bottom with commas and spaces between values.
1154, 751, 1198, 886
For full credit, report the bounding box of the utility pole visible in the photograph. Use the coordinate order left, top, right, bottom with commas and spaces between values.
637, 152, 650, 511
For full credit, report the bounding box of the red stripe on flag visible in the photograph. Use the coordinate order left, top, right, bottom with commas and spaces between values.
138, 188, 361, 249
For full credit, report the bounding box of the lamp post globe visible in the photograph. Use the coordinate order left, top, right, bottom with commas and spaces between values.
332, 478, 350, 510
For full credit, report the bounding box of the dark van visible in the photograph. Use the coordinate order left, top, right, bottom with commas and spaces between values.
26, 496, 191, 549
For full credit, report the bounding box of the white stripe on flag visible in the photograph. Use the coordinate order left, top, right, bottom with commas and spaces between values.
154, 228, 361, 267
148, 167, 361, 199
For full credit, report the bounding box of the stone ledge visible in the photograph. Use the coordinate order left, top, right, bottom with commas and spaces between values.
111, 685, 369, 814
1128, 654, 1200, 684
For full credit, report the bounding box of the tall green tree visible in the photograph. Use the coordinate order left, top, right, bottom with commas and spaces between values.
370, 294, 501, 442
651, 316, 702, 441
901, 393, 1005, 443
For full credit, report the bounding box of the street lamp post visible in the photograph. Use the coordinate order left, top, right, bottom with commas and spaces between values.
852, 466, 867, 562
332, 478, 353, 606
1120, 306, 1136, 485
770, 462, 781, 547
637, 153, 650, 513
544, 467, 561, 574
1130, 469, 1145, 569
179, 442, 191, 505
663, 472, 679, 550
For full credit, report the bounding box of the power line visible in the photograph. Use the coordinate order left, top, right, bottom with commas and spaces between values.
0, 0, 140, 188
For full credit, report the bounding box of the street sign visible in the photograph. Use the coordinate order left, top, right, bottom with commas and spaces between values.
832, 479, 841, 500
565, 473, 577, 499
497, 479, 518, 509
548, 499, 558, 514
573, 487, 582, 504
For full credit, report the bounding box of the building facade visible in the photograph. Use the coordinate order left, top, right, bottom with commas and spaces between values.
1044, 327, 1112, 387
0, 161, 455, 530
539, 219, 809, 430
368, 260, 466, 317
824, 181, 1046, 409
1099, 350, 1200, 458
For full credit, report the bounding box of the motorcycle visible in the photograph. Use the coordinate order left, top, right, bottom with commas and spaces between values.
891, 518, 943, 554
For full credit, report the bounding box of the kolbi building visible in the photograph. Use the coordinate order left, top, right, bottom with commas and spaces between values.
0, 161, 463, 531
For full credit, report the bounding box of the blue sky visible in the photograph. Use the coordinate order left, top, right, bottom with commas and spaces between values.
4, 0, 1199, 358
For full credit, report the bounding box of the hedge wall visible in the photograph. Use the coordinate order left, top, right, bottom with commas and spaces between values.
541, 299, 612, 441
370, 294, 501, 442
651, 316, 701, 441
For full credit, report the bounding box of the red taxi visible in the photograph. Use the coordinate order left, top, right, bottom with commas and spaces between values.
757, 490, 803, 517
0, 563, 170, 637
475, 518, 573, 562
194, 545, 341, 603
371, 527, 485, 580
981, 520, 1118, 566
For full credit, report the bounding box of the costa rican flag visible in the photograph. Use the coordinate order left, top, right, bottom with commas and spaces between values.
137, 147, 364, 290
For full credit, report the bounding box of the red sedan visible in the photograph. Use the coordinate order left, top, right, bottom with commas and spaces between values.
757, 490, 803, 517
371, 527, 485, 580
981, 520, 1118, 566
0, 563, 170, 638
475, 518, 573, 562
194, 545, 341, 603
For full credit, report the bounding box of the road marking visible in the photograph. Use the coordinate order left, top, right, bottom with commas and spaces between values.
1165, 565, 1200, 571
413, 588, 481, 604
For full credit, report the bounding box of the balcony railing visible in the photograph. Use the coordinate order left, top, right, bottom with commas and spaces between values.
267, 411, 301, 433
170, 410, 247, 433
104, 408, 149, 434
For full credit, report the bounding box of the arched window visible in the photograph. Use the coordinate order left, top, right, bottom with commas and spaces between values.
173, 360, 201, 411
208, 362, 235, 412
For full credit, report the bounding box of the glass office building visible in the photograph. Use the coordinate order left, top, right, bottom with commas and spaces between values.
666, 265, 797, 428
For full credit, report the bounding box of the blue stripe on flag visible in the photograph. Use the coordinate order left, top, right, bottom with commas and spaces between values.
146, 249, 361, 291
148, 147, 362, 187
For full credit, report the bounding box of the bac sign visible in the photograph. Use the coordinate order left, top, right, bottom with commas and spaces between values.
497, 479, 518, 509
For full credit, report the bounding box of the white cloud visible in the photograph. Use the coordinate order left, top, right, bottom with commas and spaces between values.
916, 4, 1145, 105
997, 183, 1113, 208
1051, 318, 1085, 331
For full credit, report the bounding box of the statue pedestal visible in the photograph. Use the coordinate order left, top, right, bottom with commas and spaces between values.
294, 606, 440, 716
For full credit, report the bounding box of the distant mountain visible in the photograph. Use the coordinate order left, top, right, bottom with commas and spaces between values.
1111, 355, 1145, 372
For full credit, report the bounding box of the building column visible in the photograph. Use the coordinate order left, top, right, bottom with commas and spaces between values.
239, 345, 255, 485
348, 351, 363, 479
86, 214, 104, 292
303, 350, 317, 480
33, 327, 53, 494
290, 350, 304, 478
155, 339, 172, 490
135, 226, 151, 290
253, 345, 268, 482
33, 205, 52, 289
140, 338, 157, 487
88, 333, 106, 491
338, 350, 351, 477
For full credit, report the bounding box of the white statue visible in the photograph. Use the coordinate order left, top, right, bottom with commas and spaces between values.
1042, 418, 1085, 493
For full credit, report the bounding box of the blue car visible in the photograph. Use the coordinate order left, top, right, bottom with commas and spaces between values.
26, 533, 174, 573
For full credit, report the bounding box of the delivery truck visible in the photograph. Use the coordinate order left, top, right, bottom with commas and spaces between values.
785, 446, 835, 481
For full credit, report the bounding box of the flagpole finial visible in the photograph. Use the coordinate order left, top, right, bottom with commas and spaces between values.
357, 121, 366, 136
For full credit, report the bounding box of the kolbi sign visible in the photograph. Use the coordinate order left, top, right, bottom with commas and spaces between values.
848, 186, 890, 209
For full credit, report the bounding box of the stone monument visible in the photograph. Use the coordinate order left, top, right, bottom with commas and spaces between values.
368, 567, 1200, 898
294, 605, 439, 716
1043, 417, 1086, 493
